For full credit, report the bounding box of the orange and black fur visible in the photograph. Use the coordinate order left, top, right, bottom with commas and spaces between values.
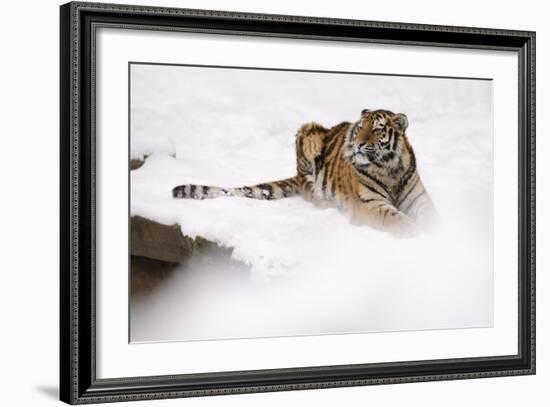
172, 109, 436, 236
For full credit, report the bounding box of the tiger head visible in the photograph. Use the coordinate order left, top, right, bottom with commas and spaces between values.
345, 109, 409, 167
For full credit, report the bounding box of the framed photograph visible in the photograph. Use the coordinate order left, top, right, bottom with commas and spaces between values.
60, 1, 536, 404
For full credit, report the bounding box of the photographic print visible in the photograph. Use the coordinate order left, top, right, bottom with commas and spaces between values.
129, 63, 493, 343
61, 4, 535, 402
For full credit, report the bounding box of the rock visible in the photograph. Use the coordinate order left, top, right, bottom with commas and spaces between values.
131, 215, 194, 263
129, 155, 244, 272
130, 256, 179, 298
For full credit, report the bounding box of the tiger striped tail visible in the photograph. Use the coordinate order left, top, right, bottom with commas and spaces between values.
172, 177, 300, 200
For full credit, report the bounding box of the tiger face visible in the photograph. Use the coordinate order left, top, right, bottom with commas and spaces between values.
345, 109, 409, 167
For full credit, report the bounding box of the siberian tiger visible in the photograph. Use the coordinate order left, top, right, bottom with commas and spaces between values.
172, 109, 437, 237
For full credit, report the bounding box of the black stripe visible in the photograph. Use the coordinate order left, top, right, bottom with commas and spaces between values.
327, 155, 341, 198
257, 183, 273, 199
320, 170, 328, 197
298, 156, 309, 169
397, 176, 419, 207
354, 164, 370, 175
324, 129, 345, 158
283, 178, 299, 194
395, 149, 416, 197
402, 190, 426, 213
381, 129, 392, 149
314, 152, 325, 175
297, 132, 305, 155
241, 186, 252, 198
172, 186, 185, 198
381, 151, 395, 162
317, 147, 329, 196
360, 182, 388, 200
330, 172, 338, 198
277, 180, 289, 196
358, 197, 377, 204
190, 184, 196, 198
274, 179, 289, 197
392, 130, 399, 151
356, 169, 393, 200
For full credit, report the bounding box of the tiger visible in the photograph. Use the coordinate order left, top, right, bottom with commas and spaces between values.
172, 109, 437, 237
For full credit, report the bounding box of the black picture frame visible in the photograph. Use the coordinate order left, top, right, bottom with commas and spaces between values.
60, 1, 536, 404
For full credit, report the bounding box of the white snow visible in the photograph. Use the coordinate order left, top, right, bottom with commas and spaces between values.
130, 64, 493, 342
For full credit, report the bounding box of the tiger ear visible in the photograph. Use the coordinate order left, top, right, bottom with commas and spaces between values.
361, 108, 371, 116
392, 113, 408, 131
